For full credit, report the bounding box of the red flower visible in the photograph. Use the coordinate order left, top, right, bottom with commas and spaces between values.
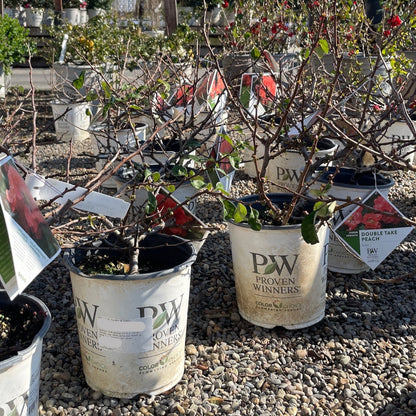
222, 0, 229, 8
373, 195, 401, 224
262, 17, 267, 23
2, 163, 45, 240
174, 85, 194, 107
383, 30, 391, 37
373, 104, 382, 112
250, 22, 261, 35
387, 15, 402, 27
241, 74, 253, 87
255, 75, 277, 106
343, 207, 363, 231
362, 213, 383, 229
271, 23, 278, 34
155, 194, 193, 237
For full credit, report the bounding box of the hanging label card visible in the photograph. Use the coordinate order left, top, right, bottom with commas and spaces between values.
333, 190, 414, 270
239, 72, 277, 118
0, 156, 61, 299
25, 173, 130, 219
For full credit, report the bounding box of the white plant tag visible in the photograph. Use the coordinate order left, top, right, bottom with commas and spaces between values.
97, 317, 153, 353
333, 190, 414, 270
25, 173, 130, 219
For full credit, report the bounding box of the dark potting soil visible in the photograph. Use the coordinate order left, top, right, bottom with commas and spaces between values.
0, 301, 45, 361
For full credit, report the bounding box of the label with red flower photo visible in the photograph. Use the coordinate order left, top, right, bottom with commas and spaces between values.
333, 190, 414, 270
239, 73, 277, 118
0, 156, 61, 299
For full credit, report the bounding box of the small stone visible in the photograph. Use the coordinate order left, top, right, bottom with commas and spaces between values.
339, 355, 351, 365
287, 405, 298, 415
45, 400, 56, 409
390, 357, 401, 368
174, 404, 186, 414
230, 312, 240, 322
91, 391, 102, 401
295, 349, 308, 359
186, 344, 198, 356
211, 366, 225, 375
52, 372, 71, 382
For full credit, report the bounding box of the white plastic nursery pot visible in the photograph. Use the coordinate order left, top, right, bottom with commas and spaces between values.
64, 234, 197, 398
50, 100, 91, 142
228, 194, 329, 330
0, 291, 51, 416
0, 63, 11, 99
89, 123, 149, 188
316, 168, 395, 274
25, 9, 43, 27
268, 138, 337, 192
61, 8, 81, 25
53, 63, 104, 101
378, 120, 416, 166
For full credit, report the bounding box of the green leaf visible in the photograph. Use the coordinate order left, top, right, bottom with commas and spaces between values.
315, 201, 336, 218
309, 183, 331, 197
146, 192, 157, 214
101, 81, 112, 99
222, 200, 236, 219
86, 91, 98, 102
72, 71, 85, 90
166, 184, 176, 192
318, 39, 329, 54
152, 171, 161, 182
153, 311, 167, 329
234, 202, 248, 223
251, 47, 261, 59
301, 211, 319, 244
247, 208, 261, 231
190, 176, 206, 189
172, 165, 188, 177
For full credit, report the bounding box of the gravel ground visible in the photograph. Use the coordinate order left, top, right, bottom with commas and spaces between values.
6, 91, 416, 416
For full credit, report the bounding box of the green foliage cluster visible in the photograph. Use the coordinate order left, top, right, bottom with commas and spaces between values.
44, 16, 199, 66
86, 0, 113, 10
0, 15, 36, 75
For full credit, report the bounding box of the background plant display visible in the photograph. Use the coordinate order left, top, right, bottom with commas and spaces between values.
0, 14, 36, 75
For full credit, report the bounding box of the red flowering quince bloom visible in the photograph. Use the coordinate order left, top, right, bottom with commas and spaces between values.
155, 194, 193, 237
373, 195, 401, 224
222, 0, 229, 8
255, 75, 277, 106
361, 213, 383, 229
174, 85, 194, 107
387, 15, 402, 27
343, 207, 363, 231
3, 163, 45, 240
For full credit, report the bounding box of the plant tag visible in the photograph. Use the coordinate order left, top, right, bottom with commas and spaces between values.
287, 110, 321, 137
333, 190, 414, 270
239, 72, 277, 118
25, 173, 130, 219
0, 156, 61, 299
97, 317, 153, 353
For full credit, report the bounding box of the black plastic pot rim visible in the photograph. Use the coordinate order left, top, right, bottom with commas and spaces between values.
63, 234, 197, 282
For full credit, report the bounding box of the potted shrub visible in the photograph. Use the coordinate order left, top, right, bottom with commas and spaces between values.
61, 0, 85, 24
23, 1, 45, 27
0, 15, 36, 98
207, 0, 416, 329
86, 0, 113, 18
0, 291, 51, 416
30, 38, 230, 398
